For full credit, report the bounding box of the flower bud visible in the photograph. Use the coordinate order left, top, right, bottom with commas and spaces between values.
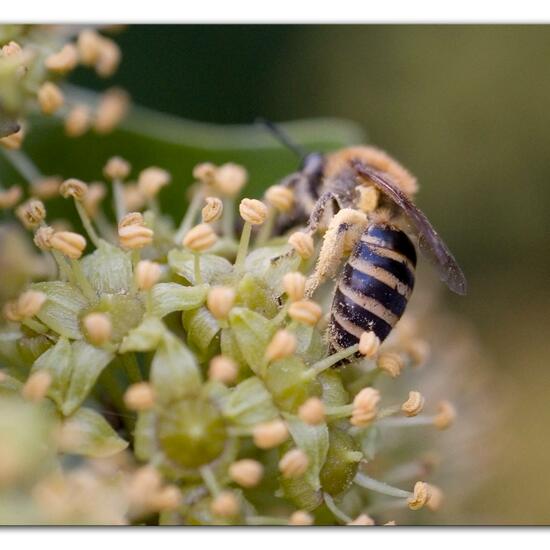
137, 167, 170, 199
104, 156, 130, 180
350, 387, 380, 427
208, 355, 238, 385
135, 260, 162, 290
401, 391, 425, 417
347, 514, 375, 526
119, 212, 144, 228
298, 397, 325, 425
214, 163, 247, 196
359, 331, 380, 358
82, 182, 107, 217
433, 400, 456, 430
22, 371, 52, 402
3, 301, 21, 322
118, 214, 153, 250
1, 41, 22, 57
426, 484, 443, 512
377, 352, 404, 378
16, 199, 46, 230
279, 448, 309, 478
17, 290, 47, 318
408, 481, 429, 511
201, 196, 223, 223
288, 300, 322, 326
95, 37, 121, 78
228, 459, 264, 488
94, 88, 129, 134
45, 43, 78, 73
288, 231, 314, 259
83, 312, 112, 346
357, 185, 379, 213
34, 226, 55, 250
265, 329, 297, 362
124, 382, 155, 411
60, 178, 88, 200
31, 177, 61, 200
265, 185, 294, 212
77, 29, 102, 65
239, 198, 268, 225
65, 104, 91, 137
193, 162, 216, 185
282, 272, 306, 302
50, 231, 87, 259
206, 286, 235, 320
253, 419, 289, 449
123, 184, 146, 212
0, 186, 22, 209
210, 491, 239, 518
37, 82, 64, 115
151, 485, 182, 512
182, 223, 217, 252
289, 511, 314, 525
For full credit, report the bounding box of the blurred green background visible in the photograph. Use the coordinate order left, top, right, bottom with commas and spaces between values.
23, 25, 550, 524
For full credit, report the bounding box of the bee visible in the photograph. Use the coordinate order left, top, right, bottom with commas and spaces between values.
262, 121, 467, 354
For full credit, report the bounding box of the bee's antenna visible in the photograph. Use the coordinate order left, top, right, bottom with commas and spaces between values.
255, 117, 306, 159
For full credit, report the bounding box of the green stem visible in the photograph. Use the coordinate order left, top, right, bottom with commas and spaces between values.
193, 252, 203, 284
354, 473, 412, 499
95, 210, 117, 243
200, 465, 221, 496
222, 197, 235, 240
51, 250, 76, 284
306, 344, 359, 377
376, 415, 436, 428
75, 200, 101, 248
113, 179, 125, 223
234, 221, 251, 273
174, 186, 204, 244
323, 493, 352, 524
325, 404, 353, 420
121, 353, 142, 384
1, 148, 41, 183
255, 206, 276, 246
70, 259, 96, 302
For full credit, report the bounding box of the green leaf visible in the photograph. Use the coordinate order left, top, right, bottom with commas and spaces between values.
236, 273, 278, 319
81, 240, 133, 294
286, 415, 329, 492
32, 281, 88, 339
182, 306, 220, 353
31, 337, 72, 410
119, 315, 166, 353
168, 249, 233, 285
150, 331, 202, 403
60, 407, 128, 458
219, 376, 278, 427
228, 307, 276, 375
134, 410, 156, 462
151, 282, 208, 318
245, 244, 301, 296
62, 341, 114, 416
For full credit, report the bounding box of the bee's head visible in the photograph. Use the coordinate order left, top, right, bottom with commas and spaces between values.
300, 152, 325, 179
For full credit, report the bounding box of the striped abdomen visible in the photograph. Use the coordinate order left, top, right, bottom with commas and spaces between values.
328, 223, 416, 353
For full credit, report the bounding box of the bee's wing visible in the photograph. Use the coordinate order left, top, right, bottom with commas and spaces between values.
353, 160, 467, 295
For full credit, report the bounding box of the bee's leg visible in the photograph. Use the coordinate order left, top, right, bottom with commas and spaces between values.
305, 209, 368, 297
305, 190, 346, 236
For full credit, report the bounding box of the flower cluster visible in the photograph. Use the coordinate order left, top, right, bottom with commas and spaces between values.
0, 144, 460, 525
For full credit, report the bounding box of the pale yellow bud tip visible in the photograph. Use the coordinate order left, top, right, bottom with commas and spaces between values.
288, 231, 314, 259
210, 491, 239, 518
213, 163, 248, 196
103, 156, 130, 181
359, 331, 380, 358
239, 198, 268, 225
265, 329, 297, 362
434, 400, 456, 430
50, 231, 87, 259
228, 459, 264, 488
82, 312, 112, 346
17, 290, 47, 318
402, 391, 425, 417
206, 286, 235, 320
253, 419, 289, 449
279, 448, 309, 478
135, 260, 162, 290
138, 167, 171, 199
408, 481, 430, 511
351, 387, 380, 427
289, 510, 314, 525
298, 397, 326, 425
208, 355, 238, 385
282, 272, 306, 302
182, 223, 217, 252
124, 382, 155, 411
37, 82, 64, 115
265, 185, 294, 212
377, 352, 404, 378
22, 370, 52, 402
201, 196, 224, 223
288, 300, 322, 326
60, 178, 88, 200
347, 514, 375, 526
